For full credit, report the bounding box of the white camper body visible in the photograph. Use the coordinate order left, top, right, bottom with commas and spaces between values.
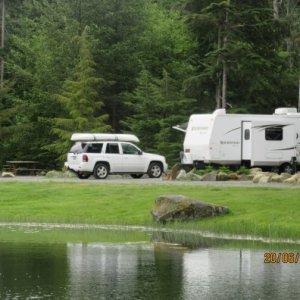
179, 108, 300, 172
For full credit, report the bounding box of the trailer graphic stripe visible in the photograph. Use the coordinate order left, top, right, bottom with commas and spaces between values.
253, 124, 292, 132
272, 146, 296, 151
225, 127, 241, 135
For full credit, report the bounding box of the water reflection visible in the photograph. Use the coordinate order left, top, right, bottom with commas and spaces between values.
0, 242, 68, 299
0, 235, 299, 299
65, 242, 300, 300
67, 243, 184, 299
182, 249, 300, 299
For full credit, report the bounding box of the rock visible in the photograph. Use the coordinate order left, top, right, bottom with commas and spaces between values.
1, 172, 15, 178
283, 173, 300, 184
228, 173, 239, 180
253, 173, 264, 183
216, 172, 229, 181
63, 171, 77, 178
258, 175, 271, 183
46, 170, 78, 178
253, 172, 275, 183
176, 169, 187, 180
162, 163, 179, 181
249, 168, 263, 174
151, 195, 229, 223
185, 169, 203, 181
46, 170, 62, 178
238, 174, 251, 181
201, 171, 217, 181
284, 177, 297, 184
186, 172, 203, 181
271, 174, 282, 183
279, 173, 291, 181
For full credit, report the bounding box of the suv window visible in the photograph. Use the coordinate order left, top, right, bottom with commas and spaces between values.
122, 143, 140, 155
106, 143, 120, 154
69, 143, 86, 154
85, 143, 103, 153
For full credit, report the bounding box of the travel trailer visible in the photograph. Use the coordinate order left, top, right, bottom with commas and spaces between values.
173, 108, 300, 173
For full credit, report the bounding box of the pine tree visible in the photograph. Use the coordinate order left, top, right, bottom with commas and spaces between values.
48, 27, 110, 162
0, 82, 22, 165
123, 69, 195, 164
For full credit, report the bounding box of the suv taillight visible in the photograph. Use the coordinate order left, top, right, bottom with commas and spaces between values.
82, 154, 89, 162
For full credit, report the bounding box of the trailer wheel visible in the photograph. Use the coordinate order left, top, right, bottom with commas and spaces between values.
279, 163, 294, 174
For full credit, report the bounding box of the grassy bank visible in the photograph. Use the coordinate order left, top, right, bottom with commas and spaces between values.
0, 182, 299, 240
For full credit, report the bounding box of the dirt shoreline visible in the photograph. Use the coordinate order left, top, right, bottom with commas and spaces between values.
0, 221, 299, 245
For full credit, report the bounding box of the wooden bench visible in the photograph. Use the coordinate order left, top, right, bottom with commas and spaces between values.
5, 161, 42, 176
2, 165, 11, 172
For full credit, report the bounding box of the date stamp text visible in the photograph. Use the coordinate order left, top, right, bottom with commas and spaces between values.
264, 252, 299, 263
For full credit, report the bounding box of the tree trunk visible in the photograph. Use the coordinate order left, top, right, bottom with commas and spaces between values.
221, 56, 227, 109
273, 0, 279, 18
0, 0, 5, 87
215, 26, 222, 109
221, 0, 229, 109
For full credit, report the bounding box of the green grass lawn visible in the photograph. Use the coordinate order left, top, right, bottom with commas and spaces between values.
0, 182, 299, 240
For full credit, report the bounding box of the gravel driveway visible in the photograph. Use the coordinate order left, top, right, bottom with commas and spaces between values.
1, 175, 299, 188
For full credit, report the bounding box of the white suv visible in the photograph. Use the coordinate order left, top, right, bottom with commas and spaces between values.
65, 141, 168, 179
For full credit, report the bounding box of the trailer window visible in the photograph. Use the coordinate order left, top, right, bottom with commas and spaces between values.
244, 129, 250, 140
265, 127, 283, 141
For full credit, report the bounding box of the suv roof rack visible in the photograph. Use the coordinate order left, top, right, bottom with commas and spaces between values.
71, 133, 140, 143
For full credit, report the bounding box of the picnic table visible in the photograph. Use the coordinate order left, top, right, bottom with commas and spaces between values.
4, 161, 42, 176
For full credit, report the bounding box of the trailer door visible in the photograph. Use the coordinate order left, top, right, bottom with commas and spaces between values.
241, 121, 252, 161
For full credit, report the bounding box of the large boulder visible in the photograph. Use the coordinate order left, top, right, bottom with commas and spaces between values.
151, 195, 229, 223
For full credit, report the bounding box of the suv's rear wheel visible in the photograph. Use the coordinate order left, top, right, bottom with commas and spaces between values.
94, 163, 109, 179
148, 162, 163, 178
130, 174, 143, 179
77, 172, 91, 179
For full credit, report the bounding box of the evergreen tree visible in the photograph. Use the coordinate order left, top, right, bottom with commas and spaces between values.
184, 0, 297, 113
123, 69, 195, 164
48, 27, 110, 162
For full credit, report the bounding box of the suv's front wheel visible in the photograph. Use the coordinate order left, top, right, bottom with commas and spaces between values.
148, 162, 163, 178
94, 163, 109, 179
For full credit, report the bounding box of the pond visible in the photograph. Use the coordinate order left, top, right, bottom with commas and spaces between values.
0, 226, 299, 300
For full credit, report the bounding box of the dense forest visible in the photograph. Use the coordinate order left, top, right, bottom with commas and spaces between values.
0, 0, 299, 167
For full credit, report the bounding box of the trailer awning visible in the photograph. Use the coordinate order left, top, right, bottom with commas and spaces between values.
172, 122, 187, 133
